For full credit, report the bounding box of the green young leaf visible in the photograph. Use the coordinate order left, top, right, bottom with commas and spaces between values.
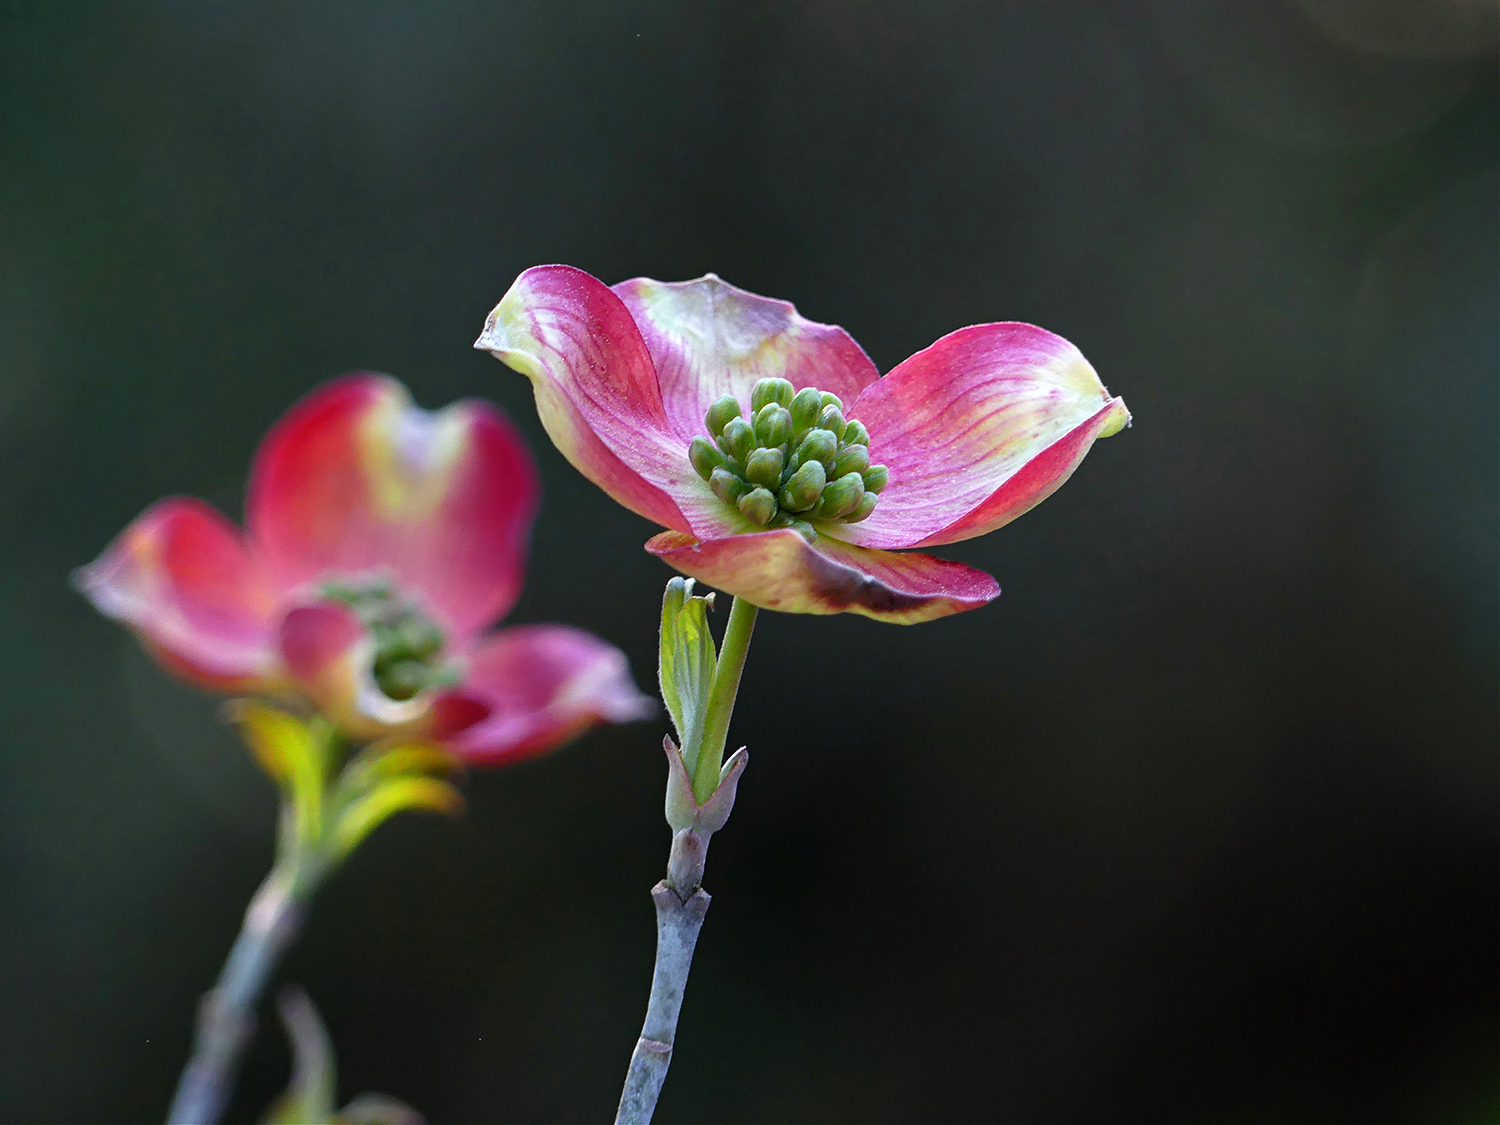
331, 739, 462, 810
659, 576, 690, 739
327, 776, 463, 863
659, 578, 717, 776
228, 701, 327, 850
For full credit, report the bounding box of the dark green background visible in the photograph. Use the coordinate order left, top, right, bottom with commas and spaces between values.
1, 2, 1495, 1122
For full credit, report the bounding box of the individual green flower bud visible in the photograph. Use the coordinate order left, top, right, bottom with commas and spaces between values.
789, 387, 823, 434
710, 466, 748, 506
394, 616, 443, 660
815, 471, 865, 520
842, 419, 869, 447
820, 391, 843, 411
862, 463, 889, 493
787, 518, 818, 542
705, 395, 742, 437
689, 436, 728, 481
737, 486, 778, 525
750, 377, 795, 413
377, 659, 429, 701
778, 459, 826, 512
744, 446, 785, 489
817, 404, 847, 441
795, 428, 838, 470
754, 403, 793, 449
717, 417, 754, 463
832, 443, 870, 479
844, 491, 879, 523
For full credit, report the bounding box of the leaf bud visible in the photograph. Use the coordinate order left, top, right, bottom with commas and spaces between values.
778, 459, 826, 512
705, 394, 742, 437
744, 446, 785, 489
717, 417, 754, 463
662, 575, 690, 623
754, 403, 793, 449
815, 471, 865, 520
710, 467, 748, 506
737, 486, 778, 525
795, 428, 838, 469
689, 436, 727, 481
861, 463, 889, 493
750, 377, 795, 412
842, 419, 869, 447
831, 443, 870, 478
789, 387, 823, 434
844, 491, 879, 522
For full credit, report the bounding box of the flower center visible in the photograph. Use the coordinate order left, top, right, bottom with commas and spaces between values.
319, 578, 458, 702
688, 378, 888, 535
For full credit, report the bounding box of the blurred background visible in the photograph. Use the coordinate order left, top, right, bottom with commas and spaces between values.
1, 2, 1495, 1121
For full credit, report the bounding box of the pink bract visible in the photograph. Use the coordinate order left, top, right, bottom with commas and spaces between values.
475, 266, 1129, 624
76, 373, 653, 761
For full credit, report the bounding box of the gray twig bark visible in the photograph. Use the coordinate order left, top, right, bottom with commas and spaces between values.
166, 863, 305, 1125
615, 830, 713, 1125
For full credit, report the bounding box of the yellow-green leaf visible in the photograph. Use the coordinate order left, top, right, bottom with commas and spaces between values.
228, 701, 326, 846
327, 776, 463, 862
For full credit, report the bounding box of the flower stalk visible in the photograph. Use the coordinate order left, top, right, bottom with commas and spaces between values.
166, 857, 314, 1125
616, 586, 757, 1125
166, 705, 466, 1125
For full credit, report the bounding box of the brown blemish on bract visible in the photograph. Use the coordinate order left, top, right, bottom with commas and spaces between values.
643, 529, 995, 624
799, 544, 928, 614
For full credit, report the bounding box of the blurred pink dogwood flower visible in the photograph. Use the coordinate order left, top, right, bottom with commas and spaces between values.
476, 266, 1129, 624
76, 373, 652, 763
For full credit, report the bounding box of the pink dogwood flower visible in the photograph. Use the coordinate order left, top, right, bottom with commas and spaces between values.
475, 266, 1129, 624
76, 373, 653, 763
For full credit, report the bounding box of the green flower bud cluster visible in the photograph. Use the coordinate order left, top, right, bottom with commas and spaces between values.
688, 378, 889, 533
320, 578, 457, 702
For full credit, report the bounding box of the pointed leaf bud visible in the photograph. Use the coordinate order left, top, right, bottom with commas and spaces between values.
660, 582, 716, 772
754, 403, 792, 449
832, 443, 870, 479
710, 467, 748, 506
689, 436, 728, 481
795, 428, 838, 470
816, 404, 847, 440
705, 394, 742, 437
842, 419, 869, 447
744, 446, 785, 489
844, 491, 879, 522
750, 377, 795, 413
659, 578, 690, 739
815, 471, 865, 520
737, 486, 778, 525
717, 417, 754, 463
778, 459, 826, 512
861, 463, 889, 493
789, 387, 823, 434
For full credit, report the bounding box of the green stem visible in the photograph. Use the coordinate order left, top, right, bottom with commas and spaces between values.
692, 596, 758, 805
